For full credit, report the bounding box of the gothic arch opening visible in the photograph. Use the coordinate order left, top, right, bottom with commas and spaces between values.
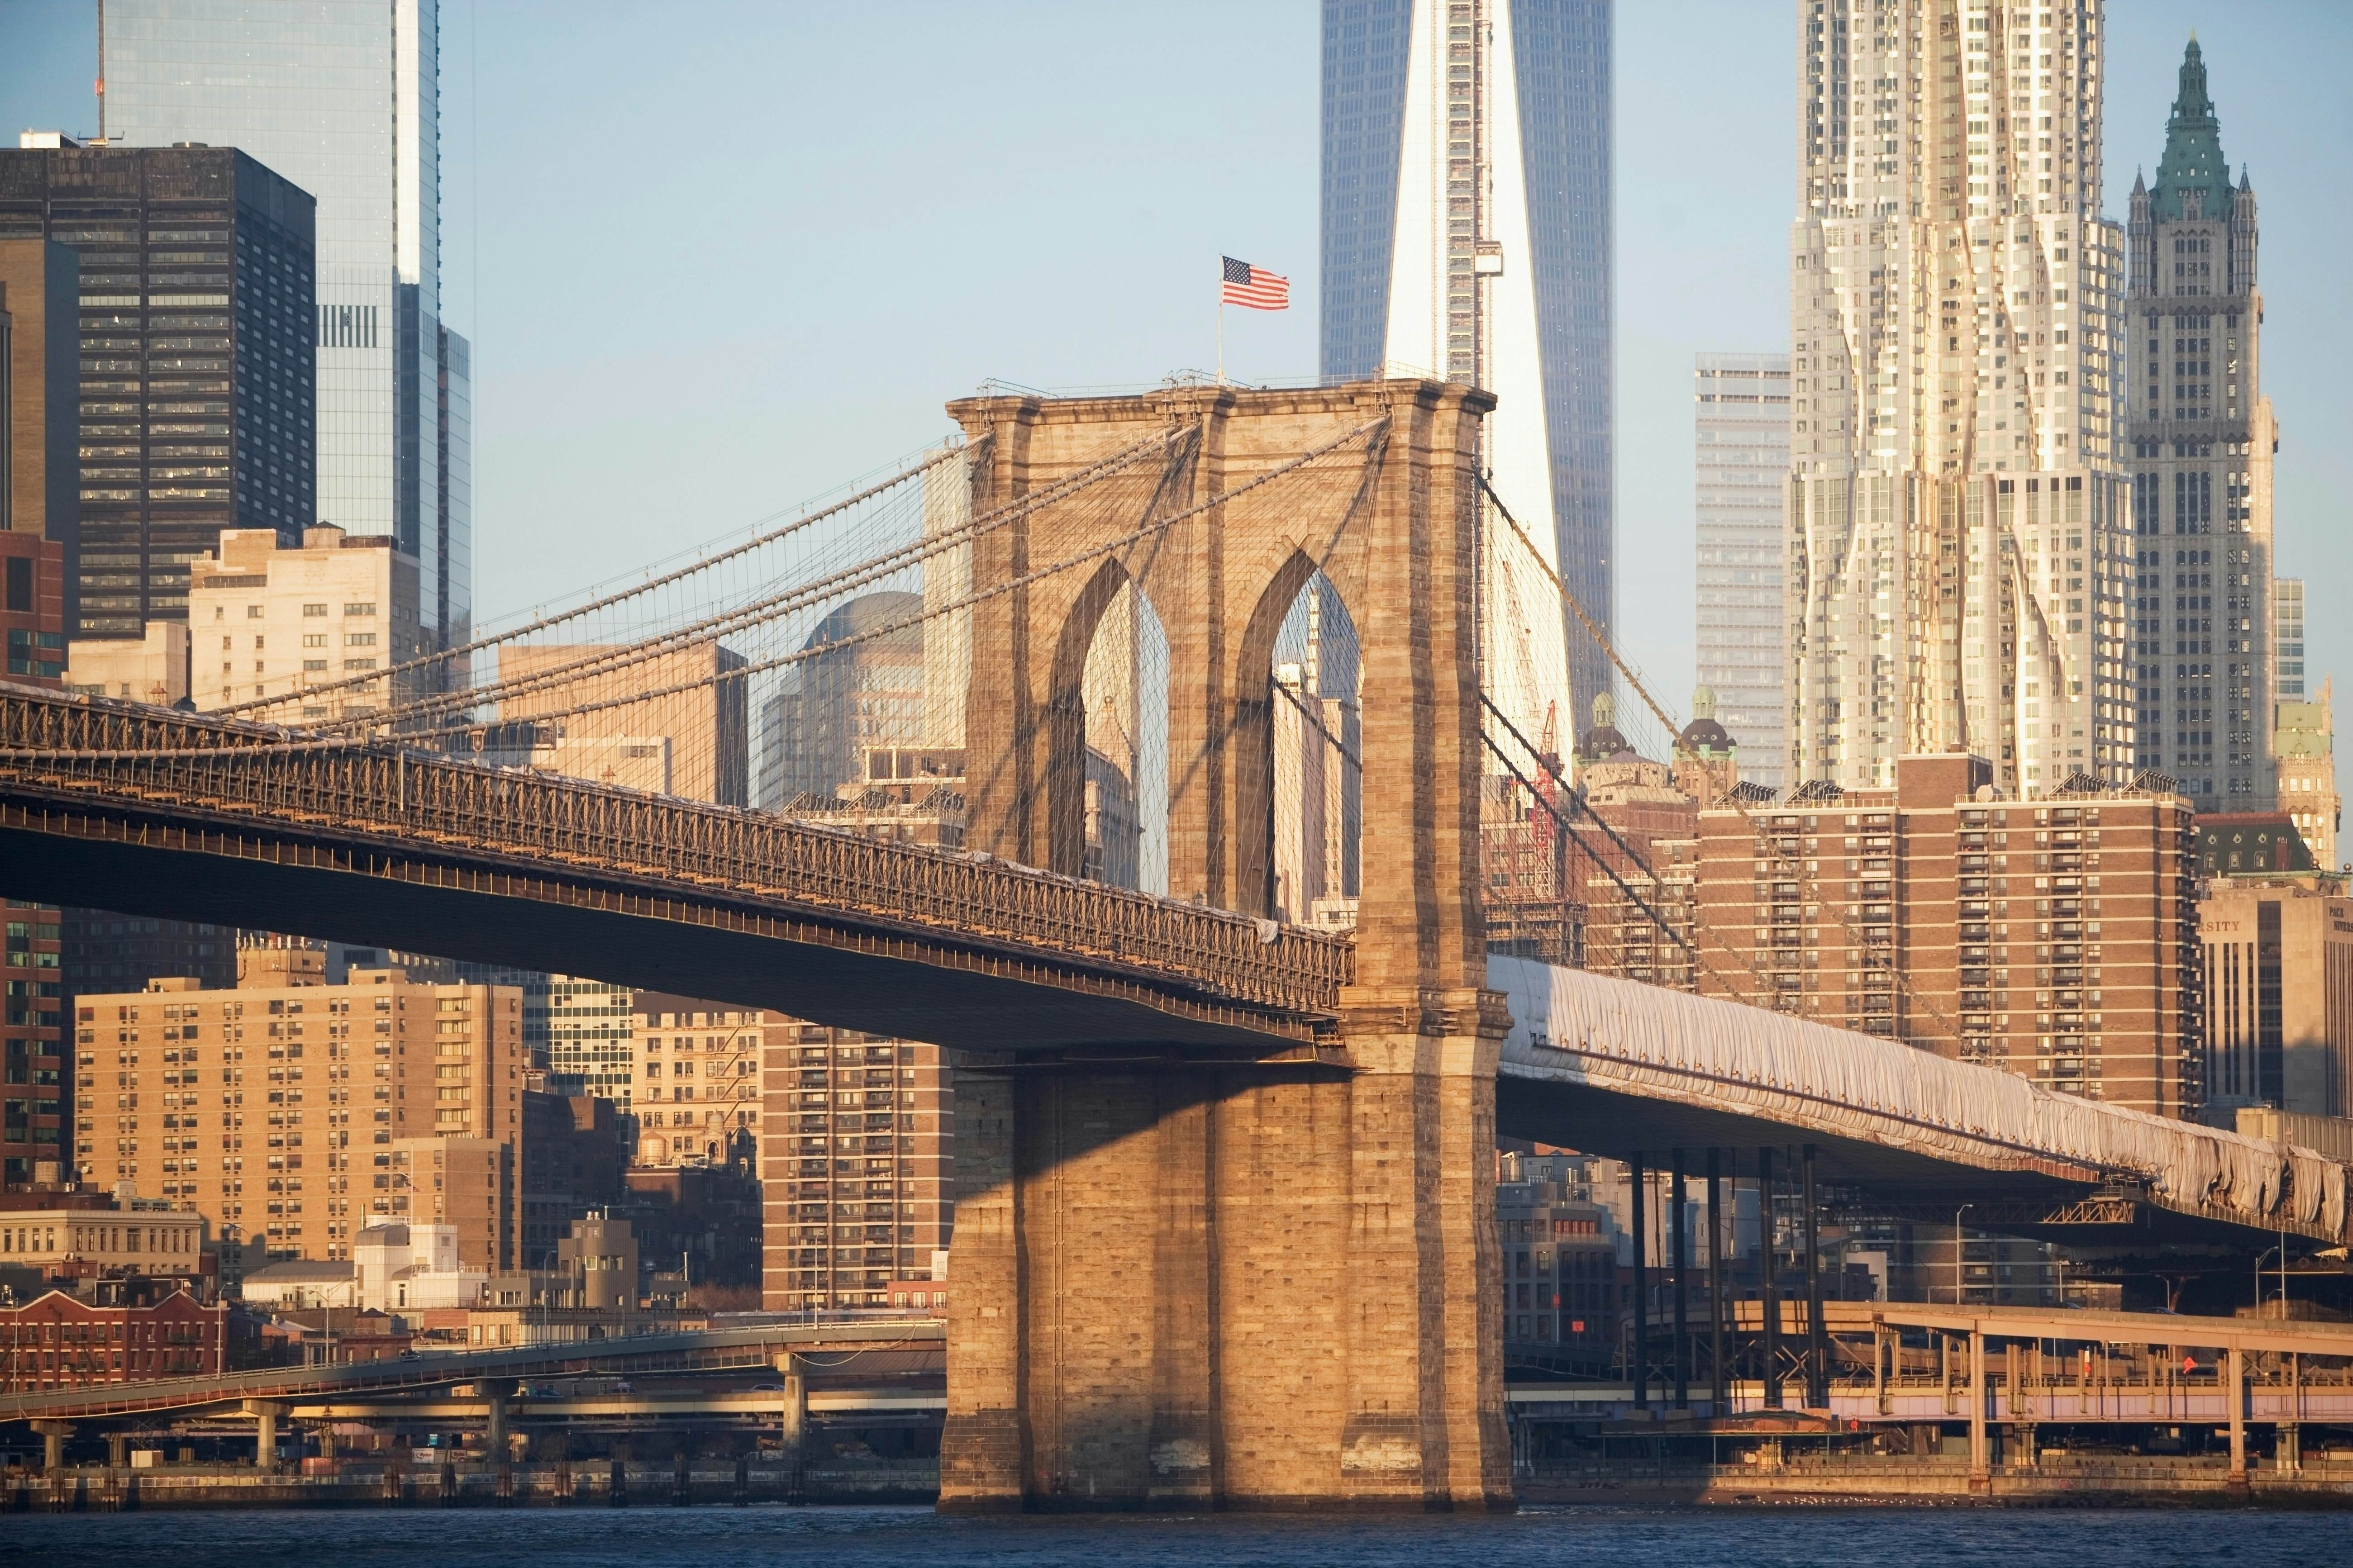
1050, 561, 1171, 894
1265, 570, 1361, 929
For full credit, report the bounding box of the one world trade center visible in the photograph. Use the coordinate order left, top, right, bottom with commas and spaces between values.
1320, 0, 1613, 745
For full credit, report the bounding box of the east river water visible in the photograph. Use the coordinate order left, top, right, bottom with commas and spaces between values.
7, 1505, 2347, 1566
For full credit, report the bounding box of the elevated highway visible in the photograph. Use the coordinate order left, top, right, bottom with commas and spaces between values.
0, 1319, 944, 1426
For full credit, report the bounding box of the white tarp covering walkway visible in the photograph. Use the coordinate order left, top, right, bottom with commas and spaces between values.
1491, 955, 2350, 1244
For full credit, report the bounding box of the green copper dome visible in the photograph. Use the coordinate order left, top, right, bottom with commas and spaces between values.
2151, 37, 2238, 222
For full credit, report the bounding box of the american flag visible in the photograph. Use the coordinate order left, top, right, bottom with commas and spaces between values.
1221, 256, 1289, 311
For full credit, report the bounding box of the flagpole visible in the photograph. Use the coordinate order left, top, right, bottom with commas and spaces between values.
1217, 295, 1226, 385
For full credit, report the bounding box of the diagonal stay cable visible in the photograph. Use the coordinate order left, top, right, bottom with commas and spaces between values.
1481, 473, 1959, 1039
1267, 666, 1747, 1000
1481, 693, 1775, 1008
1268, 674, 1362, 772
1479, 730, 1697, 965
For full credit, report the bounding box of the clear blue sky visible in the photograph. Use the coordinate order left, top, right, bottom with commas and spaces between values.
4, 0, 2347, 732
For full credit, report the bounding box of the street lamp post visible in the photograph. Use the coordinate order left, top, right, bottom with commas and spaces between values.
2256, 1245, 2282, 1319
1953, 1204, 1975, 1306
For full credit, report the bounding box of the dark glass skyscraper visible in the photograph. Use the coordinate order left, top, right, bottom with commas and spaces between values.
1319, 0, 1614, 713
0, 144, 315, 638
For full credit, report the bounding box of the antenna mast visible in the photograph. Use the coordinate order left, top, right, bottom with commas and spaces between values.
95, 0, 108, 143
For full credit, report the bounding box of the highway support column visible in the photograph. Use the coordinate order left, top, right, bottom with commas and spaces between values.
1967, 1328, 1989, 1491
1630, 1150, 1648, 1410
1802, 1144, 1826, 1408
776, 1352, 806, 1500
1671, 1150, 1689, 1411
1759, 1148, 1781, 1409
1706, 1149, 1726, 1415
2227, 1344, 2247, 1489
486, 1381, 511, 1471
244, 1400, 286, 1473
32, 1420, 71, 1473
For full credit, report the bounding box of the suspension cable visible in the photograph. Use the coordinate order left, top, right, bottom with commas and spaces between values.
213, 439, 977, 721
409, 419, 1390, 736
313, 424, 1197, 736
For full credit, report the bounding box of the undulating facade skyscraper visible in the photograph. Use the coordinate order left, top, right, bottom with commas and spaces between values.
104, 0, 472, 656
1786, 0, 2128, 797
1320, 0, 1611, 742
1694, 352, 1791, 791
2124, 39, 2275, 811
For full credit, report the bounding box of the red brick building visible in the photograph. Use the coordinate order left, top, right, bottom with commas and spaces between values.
0, 1283, 226, 1392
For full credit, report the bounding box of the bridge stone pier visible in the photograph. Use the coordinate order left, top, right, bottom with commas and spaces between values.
938, 380, 1511, 1510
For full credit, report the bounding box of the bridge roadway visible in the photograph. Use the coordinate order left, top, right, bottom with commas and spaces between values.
0, 687, 1345, 1054
1491, 958, 2353, 1250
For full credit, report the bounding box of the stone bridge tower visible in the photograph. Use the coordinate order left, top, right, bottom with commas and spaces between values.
937, 380, 1512, 1510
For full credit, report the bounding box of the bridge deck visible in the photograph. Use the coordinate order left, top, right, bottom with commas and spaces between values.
0, 689, 1343, 1051
1493, 958, 2353, 1247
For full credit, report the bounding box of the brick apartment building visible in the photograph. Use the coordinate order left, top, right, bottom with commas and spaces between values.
761, 1024, 952, 1311
1593, 754, 2200, 1116
73, 945, 525, 1264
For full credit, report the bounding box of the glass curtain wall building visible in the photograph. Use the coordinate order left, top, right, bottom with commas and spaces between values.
104, 0, 471, 657
1320, 0, 1614, 722
1693, 352, 1790, 791
2274, 579, 2303, 702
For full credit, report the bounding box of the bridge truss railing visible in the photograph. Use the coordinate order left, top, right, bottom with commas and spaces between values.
0, 689, 1353, 1022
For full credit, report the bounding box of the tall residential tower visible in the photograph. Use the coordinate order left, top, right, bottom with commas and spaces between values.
105, 0, 472, 656
1320, 0, 1611, 738
1786, 0, 2128, 797
2124, 38, 2275, 811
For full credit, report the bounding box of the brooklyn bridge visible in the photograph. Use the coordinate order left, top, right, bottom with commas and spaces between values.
3, 379, 2345, 1509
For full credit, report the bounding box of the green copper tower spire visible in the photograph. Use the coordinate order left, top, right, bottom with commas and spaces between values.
2151, 36, 2236, 221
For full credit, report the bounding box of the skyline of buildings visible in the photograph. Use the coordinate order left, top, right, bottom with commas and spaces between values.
2198, 875, 2349, 1121
2, 7, 2349, 1387
74, 944, 526, 1266
101, 0, 472, 657
185, 524, 428, 719
759, 1021, 952, 1313
1614, 751, 2203, 1114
